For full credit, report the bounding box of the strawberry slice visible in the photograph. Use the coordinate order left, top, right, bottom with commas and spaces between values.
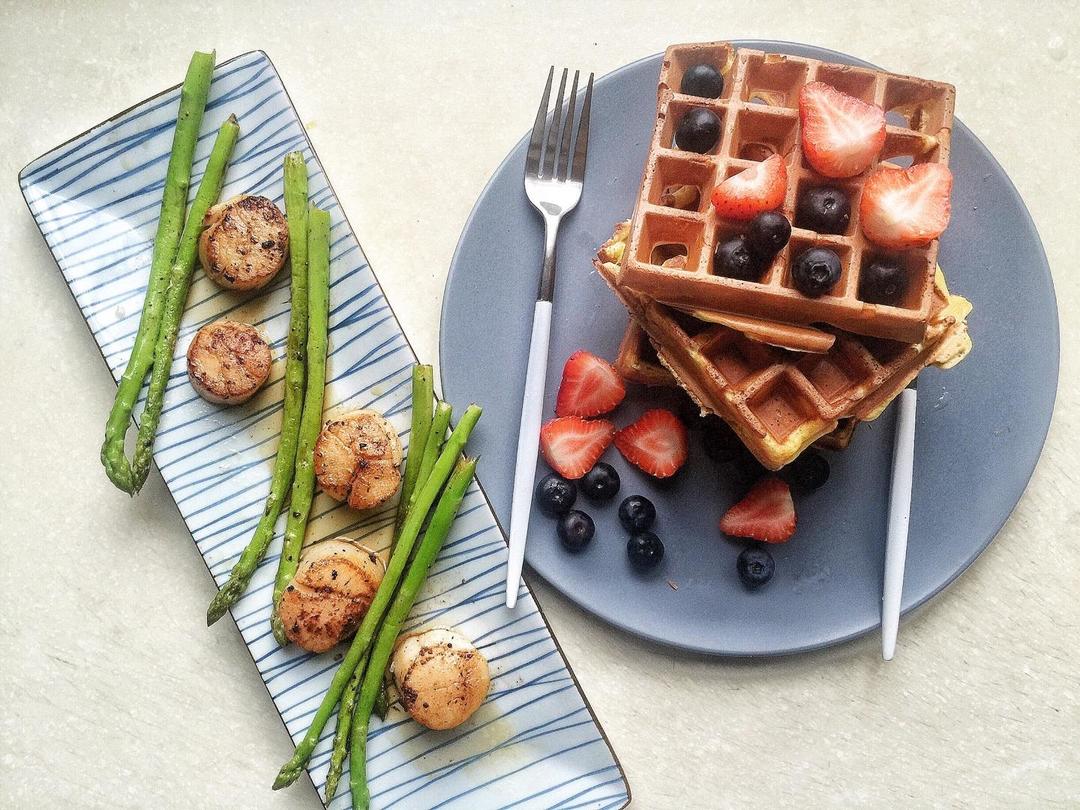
859, 162, 953, 249
799, 82, 885, 178
614, 409, 688, 478
719, 476, 796, 542
540, 417, 615, 480
555, 351, 627, 418
710, 154, 788, 221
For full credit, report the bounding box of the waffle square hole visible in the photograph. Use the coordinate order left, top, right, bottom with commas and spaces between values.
701, 333, 775, 386
661, 304, 712, 339
861, 336, 910, 367
881, 128, 942, 167
708, 217, 778, 285
855, 250, 933, 311
730, 106, 800, 162
647, 153, 716, 213
792, 177, 861, 237
659, 99, 727, 156
740, 53, 810, 109
812, 64, 878, 104
798, 344, 873, 405
636, 212, 705, 271
882, 76, 950, 135
783, 236, 854, 299
665, 43, 736, 100
747, 373, 820, 441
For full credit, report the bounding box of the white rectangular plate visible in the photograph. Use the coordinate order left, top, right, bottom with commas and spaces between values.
19, 50, 629, 810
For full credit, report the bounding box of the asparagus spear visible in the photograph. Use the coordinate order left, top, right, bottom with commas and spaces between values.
373, 399, 454, 717
412, 402, 453, 509
270, 205, 332, 645
129, 114, 240, 492
205, 152, 310, 625
273, 404, 482, 790
100, 50, 215, 493
326, 389, 445, 793
323, 652, 367, 802
392, 366, 434, 547
350, 457, 478, 810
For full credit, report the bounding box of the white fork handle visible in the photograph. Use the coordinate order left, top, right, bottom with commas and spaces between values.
881, 387, 918, 661
505, 300, 553, 609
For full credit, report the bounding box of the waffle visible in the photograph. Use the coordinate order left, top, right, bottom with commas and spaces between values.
613, 317, 860, 451
618, 42, 955, 343
597, 222, 971, 470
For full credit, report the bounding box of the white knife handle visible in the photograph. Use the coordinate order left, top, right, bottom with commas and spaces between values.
881, 387, 918, 661
505, 301, 553, 609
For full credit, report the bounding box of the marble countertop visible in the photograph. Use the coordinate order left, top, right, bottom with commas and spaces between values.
1, 2, 1077, 807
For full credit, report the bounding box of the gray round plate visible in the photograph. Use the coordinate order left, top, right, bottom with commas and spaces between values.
440, 41, 1058, 655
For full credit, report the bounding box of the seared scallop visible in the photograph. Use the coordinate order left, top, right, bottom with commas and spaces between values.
391, 627, 490, 730
314, 410, 404, 511
186, 320, 272, 405
279, 538, 384, 653
199, 194, 288, 290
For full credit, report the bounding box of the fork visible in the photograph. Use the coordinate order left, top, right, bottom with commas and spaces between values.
505, 67, 594, 609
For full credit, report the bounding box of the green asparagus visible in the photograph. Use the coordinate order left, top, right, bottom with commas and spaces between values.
129, 114, 240, 492
272, 404, 482, 790
373, 398, 453, 716
270, 205, 332, 646
206, 152, 310, 625
101, 51, 215, 493
350, 457, 478, 810
412, 402, 453, 509
392, 366, 434, 545
323, 652, 367, 802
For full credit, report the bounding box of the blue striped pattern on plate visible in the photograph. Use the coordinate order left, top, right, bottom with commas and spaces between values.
19, 51, 628, 810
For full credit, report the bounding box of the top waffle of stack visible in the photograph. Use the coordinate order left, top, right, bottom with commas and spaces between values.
618, 42, 955, 343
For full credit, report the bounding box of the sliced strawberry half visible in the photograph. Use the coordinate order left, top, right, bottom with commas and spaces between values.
710, 153, 788, 221
859, 162, 953, 249
540, 417, 615, 480
799, 82, 886, 178
719, 476, 796, 542
555, 350, 627, 418
614, 409, 688, 478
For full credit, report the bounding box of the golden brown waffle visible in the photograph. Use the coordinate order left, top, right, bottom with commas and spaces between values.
597, 222, 971, 469
613, 317, 860, 451
618, 42, 955, 343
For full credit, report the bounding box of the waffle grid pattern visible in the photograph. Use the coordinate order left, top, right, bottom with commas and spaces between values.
619, 42, 955, 343
598, 223, 968, 469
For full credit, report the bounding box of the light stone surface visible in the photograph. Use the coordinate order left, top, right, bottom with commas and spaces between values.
1, 1, 1078, 807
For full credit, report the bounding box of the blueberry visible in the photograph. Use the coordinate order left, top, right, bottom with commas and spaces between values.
859, 259, 910, 305
627, 531, 665, 570
746, 211, 792, 259
783, 450, 830, 493
736, 546, 775, 588
675, 108, 721, 154
535, 473, 577, 516
796, 186, 851, 235
714, 235, 766, 281
581, 463, 621, 502
729, 447, 768, 490
557, 510, 594, 552
680, 63, 724, 98
618, 495, 656, 533
791, 247, 842, 297
702, 416, 743, 463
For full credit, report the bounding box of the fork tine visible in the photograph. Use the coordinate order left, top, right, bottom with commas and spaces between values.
543, 68, 568, 178
570, 73, 593, 183
525, 67, 554, 178
556, 71, 580, 181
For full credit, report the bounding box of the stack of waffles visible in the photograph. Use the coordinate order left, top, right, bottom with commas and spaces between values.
597, 43, 972, 470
